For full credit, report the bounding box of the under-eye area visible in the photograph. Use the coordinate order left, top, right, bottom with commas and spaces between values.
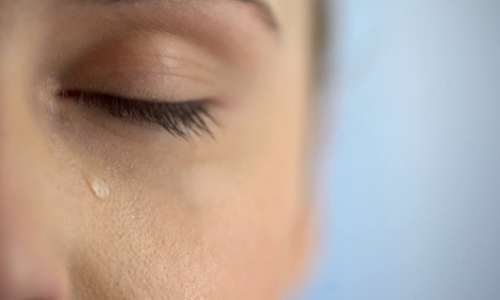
57, 90, 216, 138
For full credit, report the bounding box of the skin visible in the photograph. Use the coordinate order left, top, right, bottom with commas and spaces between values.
0, 0, 315, 299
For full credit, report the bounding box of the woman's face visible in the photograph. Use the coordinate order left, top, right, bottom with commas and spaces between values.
0, 0, 314, 298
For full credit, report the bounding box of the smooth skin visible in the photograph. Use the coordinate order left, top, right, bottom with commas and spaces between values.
0, 0, 315, 299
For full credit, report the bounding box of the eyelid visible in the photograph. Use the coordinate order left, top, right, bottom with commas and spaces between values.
60, 69, 217, 106
57, 34, 223, 104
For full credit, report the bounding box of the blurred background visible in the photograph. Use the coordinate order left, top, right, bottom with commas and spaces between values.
295, 0, 500, 299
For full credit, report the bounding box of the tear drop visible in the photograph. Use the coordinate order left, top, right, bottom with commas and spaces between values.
91, 178, 110, 199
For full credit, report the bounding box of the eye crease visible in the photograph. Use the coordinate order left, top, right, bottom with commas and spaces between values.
57, 90, 216, 138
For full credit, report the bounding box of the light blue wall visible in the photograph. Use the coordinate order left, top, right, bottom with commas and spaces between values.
297, 1, 500, 299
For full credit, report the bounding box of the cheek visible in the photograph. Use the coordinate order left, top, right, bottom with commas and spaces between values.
188, 160, 302, 299
65, 201, 219, 299
40, 141, 218, 299
48, 165, 297, 299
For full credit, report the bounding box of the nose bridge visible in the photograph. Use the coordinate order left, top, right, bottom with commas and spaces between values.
0, 0, 50, 186
0, 52, 45, 254
0, 13, 69, 300
0, 18, 43, 206
0, 6, 40, 143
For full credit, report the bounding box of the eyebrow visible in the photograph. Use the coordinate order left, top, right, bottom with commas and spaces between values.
234, 0, 278, 30
100, 0, 279, 31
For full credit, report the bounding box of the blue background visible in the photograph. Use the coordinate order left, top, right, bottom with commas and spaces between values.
296, 1, 500, 299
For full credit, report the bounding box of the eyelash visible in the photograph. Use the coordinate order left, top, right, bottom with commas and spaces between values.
58, 90, 215, 138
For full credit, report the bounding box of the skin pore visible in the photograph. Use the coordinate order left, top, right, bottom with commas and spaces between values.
0, 0, 315, 299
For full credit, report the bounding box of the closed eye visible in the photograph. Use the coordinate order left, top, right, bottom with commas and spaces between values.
58, 90, 216, 138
